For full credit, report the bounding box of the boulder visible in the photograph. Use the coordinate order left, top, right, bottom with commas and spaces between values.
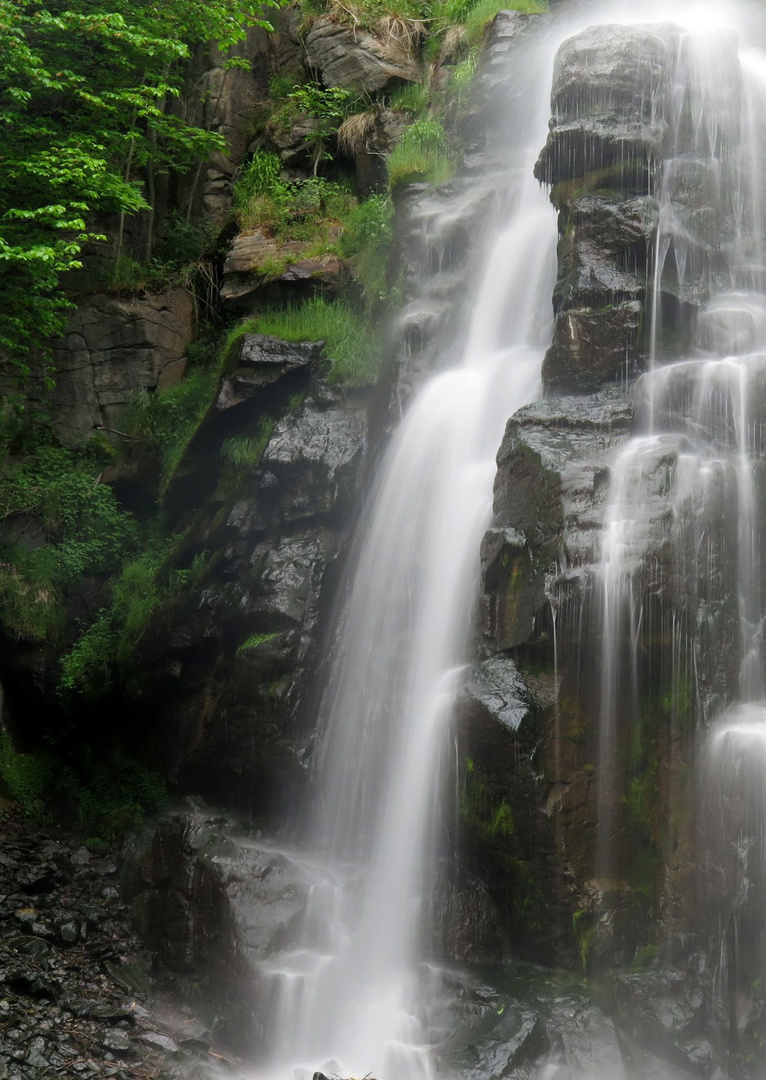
303, 16, 422, 93
265, 111, 323, 171
130, 381, 370, 811
454, 658, 574, 964
221, 228, 346, 309
535, 24, 680, 186
542, 300, 642, 393
217, 334, 324, 406
552, 194, 656, 313
124, 811, 311, 1058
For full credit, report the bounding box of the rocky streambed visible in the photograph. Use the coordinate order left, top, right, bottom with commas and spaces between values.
0, 813, 247, 1080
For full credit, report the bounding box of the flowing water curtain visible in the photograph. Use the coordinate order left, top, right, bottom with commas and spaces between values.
699, 706, 766, 1040
258, 21, 559, 1080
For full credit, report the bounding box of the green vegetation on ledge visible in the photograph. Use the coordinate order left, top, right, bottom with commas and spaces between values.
234, 297, 381, 386
0, 732, 167, 838
0, 440, 139, 641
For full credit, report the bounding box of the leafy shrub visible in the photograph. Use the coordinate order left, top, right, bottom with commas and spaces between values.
60, 543, 212, 699
0, 730, 54, 820
0, 730, 167, 836
387, 119, 454, 190
269, 74, 295, 100
159, 213, 215, 265
0, 446, 140, 640
124, 367, 219, 487
287, 83, 358, 172
340, 194, 394, 301
70, 753, 168, 837
233, 155, 357, 243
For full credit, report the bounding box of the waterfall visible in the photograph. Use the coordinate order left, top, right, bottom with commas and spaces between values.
242, 1, 766, 1076
258, 24, 559, 1080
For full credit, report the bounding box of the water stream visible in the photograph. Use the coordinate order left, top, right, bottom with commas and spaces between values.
261, 31, 559, 1080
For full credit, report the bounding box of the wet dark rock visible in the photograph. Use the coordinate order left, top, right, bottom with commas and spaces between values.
217, 334, 324, 408
432, 865, 506, 963
123, 811, 311, 1058
614, 970, 712, 1076
543, 300, 642, 393
444, 970, 633, 1080
453, 659, 574, 964
138, 1031, 179, 1054
483, 388, 633, 650
102, 1030, 131, 1053
141, 375, 369, 812
535, 24, 679, 187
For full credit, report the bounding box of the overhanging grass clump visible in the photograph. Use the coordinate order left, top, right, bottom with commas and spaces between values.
387, 118, 454, 190
432, 0, 546, 40
243, 297, 381, 386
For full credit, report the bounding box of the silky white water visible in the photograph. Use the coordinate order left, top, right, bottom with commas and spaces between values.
259, 31, 559, 1080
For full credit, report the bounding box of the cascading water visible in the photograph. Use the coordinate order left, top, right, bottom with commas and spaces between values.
580, 13, 766, 896
259, 30, 559, 1080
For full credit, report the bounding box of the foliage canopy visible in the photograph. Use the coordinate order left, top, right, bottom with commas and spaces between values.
0, 0, 280, 374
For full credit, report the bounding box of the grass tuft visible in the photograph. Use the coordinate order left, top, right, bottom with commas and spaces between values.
237, 297, 380, 386
387, 118, 453, 190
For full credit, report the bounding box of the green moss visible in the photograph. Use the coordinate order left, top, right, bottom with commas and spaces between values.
662, 676, 692, 727
488, 800, 514, 836
237, 631, 279, 654
631, 944, 661, 972
573, 908, 596, 973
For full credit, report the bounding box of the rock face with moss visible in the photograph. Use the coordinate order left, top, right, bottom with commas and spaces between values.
0, 291, 195, 445
303, 16, 423, 92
